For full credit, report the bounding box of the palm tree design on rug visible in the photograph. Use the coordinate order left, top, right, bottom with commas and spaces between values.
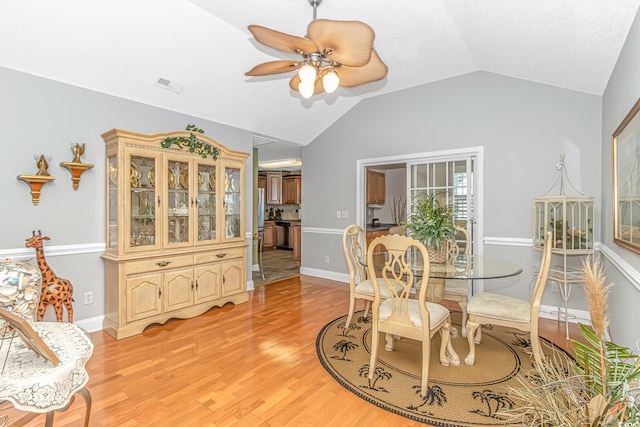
509, 332, 531, 350
356, 313, 371, 324
470, 389, 514, 419
407, 384, 447, 412
359, 365, 392, 392
336, 322, 361, 338
331, 340, 359, 361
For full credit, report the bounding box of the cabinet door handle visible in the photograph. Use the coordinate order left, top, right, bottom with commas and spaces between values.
191, 197, 195, 207
156, 261, 171, 267
157, 196, 161, 207
158, 288, 162, 298
195, 280, 199, 290
216, 253, 227, 258
223, 275, 226, 284
191, 281, 195, 291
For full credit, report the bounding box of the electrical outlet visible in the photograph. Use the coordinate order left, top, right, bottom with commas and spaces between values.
550, 282, 559, 292
84, 291, 93, 304
336, 210, 341, 219
341, 210, 349, 218
324, 256, 330, 264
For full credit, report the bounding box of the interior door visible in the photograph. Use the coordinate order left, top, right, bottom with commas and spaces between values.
407, 157, 477, 254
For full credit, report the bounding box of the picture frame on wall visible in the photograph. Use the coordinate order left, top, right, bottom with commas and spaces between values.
612, 97, 640, 255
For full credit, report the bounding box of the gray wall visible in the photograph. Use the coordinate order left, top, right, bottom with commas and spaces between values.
0, 66, 254, 323
302, 70, 602, 315
601, 10, 640, 349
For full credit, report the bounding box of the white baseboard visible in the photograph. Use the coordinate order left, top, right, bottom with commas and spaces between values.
75, 315, 105, 333
539, 304, 591, 325
300, 266, 348, 283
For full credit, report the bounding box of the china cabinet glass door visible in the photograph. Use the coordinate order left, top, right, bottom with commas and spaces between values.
107, 155, 118, 250
129, 153, 159, 250
167, 158, 191, 246
224, 167, 242, 239
197, 163, 217, 243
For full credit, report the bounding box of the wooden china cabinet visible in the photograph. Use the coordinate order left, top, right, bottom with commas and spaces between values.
101, 129, 249, 339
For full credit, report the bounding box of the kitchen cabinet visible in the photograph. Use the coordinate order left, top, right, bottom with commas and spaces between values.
292, 222, 301, 263
102, 128, 249, 339
366, 170, 385, 205
282, 176, 301, 204
366, 229, 389, 253
263, 220, 275, 249
266, 172, 282, 204
258, 175, 266, 190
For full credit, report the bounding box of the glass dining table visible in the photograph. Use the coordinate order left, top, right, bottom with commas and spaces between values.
361, 252, 523, 302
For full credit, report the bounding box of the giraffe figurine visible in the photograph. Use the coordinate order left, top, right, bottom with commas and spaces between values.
25, 230, 74, 322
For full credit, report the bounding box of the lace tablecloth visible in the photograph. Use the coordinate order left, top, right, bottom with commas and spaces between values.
0, 322, 93, 412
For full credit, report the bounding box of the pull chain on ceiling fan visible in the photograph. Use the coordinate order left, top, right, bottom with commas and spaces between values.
245, 0, 388, 99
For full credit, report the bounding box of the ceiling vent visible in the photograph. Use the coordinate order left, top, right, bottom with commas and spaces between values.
154, 77, 185, 93
252, 134, 278, 146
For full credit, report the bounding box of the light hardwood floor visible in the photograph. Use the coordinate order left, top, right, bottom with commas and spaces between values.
3, 275, 580, 427
252, 249, 300, 285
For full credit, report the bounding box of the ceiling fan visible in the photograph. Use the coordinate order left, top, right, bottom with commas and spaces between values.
245, 0, 388, 99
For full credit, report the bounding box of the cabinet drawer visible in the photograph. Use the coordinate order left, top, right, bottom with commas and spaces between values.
194, 248, 245, 264
126, 255, 194, 275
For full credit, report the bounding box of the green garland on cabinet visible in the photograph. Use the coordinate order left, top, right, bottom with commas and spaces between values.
160, 124, 219, 160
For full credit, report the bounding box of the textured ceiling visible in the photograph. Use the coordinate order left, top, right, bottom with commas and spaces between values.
1, 0, 639, 146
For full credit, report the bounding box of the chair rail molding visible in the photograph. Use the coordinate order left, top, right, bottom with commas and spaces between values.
484, 236, 533, 247
598, 243, 640, 292
302, 227, 345, 235
0, 242, 105, 259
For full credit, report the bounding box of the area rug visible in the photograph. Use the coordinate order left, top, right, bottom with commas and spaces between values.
316, 310, 567, 427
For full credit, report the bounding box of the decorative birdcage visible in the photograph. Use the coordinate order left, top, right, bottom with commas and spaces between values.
533, 155, 594, 255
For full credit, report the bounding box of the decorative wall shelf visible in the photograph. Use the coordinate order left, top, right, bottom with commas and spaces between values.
60, 161, 94, 190
17, 154, 55, 205
17, 174, 55, 205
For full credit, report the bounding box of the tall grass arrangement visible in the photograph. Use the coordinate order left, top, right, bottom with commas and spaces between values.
505, 257, 640, 426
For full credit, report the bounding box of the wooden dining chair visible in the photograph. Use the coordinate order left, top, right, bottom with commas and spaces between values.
366, 234, 459, 398
464, 231, 553, 366
442, 226, 471, 336
342, 224, 400, 327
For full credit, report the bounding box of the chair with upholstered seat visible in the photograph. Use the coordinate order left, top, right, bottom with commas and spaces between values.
343, 224, 399, 328
464, 231, 553, 366
442, 226, 471, 336
366, 234, 458, 398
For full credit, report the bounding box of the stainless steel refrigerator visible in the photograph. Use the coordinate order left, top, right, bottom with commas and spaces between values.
257, 188, 265, 232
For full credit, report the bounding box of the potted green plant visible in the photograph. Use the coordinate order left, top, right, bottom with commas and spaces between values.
506, 258, 640, 426
403, 192, 457, 262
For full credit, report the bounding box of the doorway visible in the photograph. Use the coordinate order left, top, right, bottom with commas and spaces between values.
357, 147, 484, 256
253, 170, 302, 285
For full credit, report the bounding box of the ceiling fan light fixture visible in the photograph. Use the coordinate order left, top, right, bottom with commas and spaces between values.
298, 63, 317, 84
322, 69, 340, 93
298, 81, 315, 99
246, 0, 387, 99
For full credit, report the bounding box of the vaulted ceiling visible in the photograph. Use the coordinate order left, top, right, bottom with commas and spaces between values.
1, 0, 639, 146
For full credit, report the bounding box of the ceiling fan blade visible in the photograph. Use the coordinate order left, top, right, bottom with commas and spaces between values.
248, 25, 319, 55
334, 49, 388, 87
245, 60, 302, 76
307, 19, 375, 67
289, 75, 325, 96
